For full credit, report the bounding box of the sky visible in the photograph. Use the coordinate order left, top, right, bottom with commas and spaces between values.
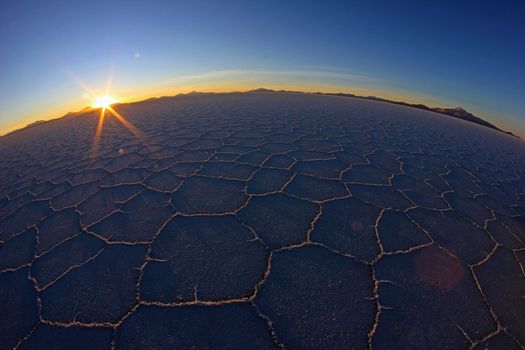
1, 0, 524, 136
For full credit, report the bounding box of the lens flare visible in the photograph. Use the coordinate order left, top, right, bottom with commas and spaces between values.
93, 95, 117, 109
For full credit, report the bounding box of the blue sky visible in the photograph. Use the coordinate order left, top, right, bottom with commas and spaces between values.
1, 0, 524, 135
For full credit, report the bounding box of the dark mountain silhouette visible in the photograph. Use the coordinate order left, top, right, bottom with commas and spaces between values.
313, 92, 516, 137
2, 89, 517, 138
248, 88, 276, 93
360, 97, 511, 134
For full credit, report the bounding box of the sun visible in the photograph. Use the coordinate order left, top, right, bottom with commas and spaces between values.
93, 95, 117, 109
67, 70, 143, 156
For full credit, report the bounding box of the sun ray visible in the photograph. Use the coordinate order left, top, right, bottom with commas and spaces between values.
90, 106, 107, 156
105, 68, 114, 96
66, 70, 98, 100
107, 106, 144, 139
67, 68, 144, 157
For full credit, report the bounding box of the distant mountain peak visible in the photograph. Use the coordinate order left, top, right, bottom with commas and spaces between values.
247, 88, 275, 93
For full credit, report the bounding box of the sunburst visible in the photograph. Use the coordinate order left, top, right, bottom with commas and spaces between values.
67, 70, 144, 156
93, 95, 117, 109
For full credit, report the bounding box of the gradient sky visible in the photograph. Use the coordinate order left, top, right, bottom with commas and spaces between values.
1, 0, 524, 136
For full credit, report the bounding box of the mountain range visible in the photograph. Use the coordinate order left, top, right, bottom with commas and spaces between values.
2, 89, 517, 139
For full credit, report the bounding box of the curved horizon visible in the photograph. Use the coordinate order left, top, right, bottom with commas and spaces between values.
2, 81, 523, 139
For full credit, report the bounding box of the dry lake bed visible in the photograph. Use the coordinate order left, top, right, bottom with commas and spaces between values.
0, 92, 524, 349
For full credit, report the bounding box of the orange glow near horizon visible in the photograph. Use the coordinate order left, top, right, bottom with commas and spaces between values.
1, 79, 524, 139
93, 95, 117, 109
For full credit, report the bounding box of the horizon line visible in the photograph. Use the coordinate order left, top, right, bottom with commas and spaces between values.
0, 87, 520, 140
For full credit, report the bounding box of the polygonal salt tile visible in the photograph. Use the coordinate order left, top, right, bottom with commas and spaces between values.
0, 193, 34, 220
378, 211, 430, 252
497, 214, 525, 242
0, 201, 52, 241
332, 150, 367, 165
284, 174, 348, 202
236, 150, 270, 166
288, 150, 333, 161
89, 190, 172, 243
0, 268, 38, 350
171, 176, 247, 214
78, 184, 143, 226
237, 193, 318, 248
445, 193, 493, 226
198, 162, 258, 180
19, 325, 112, 350
172, 149, 214, 162
342, 164, 391, 185
400, 183, 449, 210
32, 233, 105, 289
102, 152, 144, 172
260, 142, 297, 153
183, 138, 222, 150
486, 220, 523, 249
115, 304, 275, 349
100, 168, 150, 186
41, 244, 146, 323
475, 248, 525, 345
312, 198, 380, 260
292, 159, 347, 179
247, 168, 293, 194
262, 154, 295, 169
209, 152, 239, 161
294, 139, 340, 152
35, 181, 71, 200
473, 332, 522, 350
51, 181, 100, 210
167, 162, 202, 177
0, 228, 36, 270
407, 208, 495, 264
367, 150, 402, 173
37, 208, 81, 254
142, 215, 267, 302
144, 170, 184, 192
349, 184, 413, 211
69, 168, 108, 186
373, 246, 495, 347
256, 245, 374, 349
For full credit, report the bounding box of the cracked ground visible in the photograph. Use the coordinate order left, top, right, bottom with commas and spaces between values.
0, 92, 524, 349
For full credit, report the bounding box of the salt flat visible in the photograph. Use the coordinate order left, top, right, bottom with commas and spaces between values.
0, 92, 524, 349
